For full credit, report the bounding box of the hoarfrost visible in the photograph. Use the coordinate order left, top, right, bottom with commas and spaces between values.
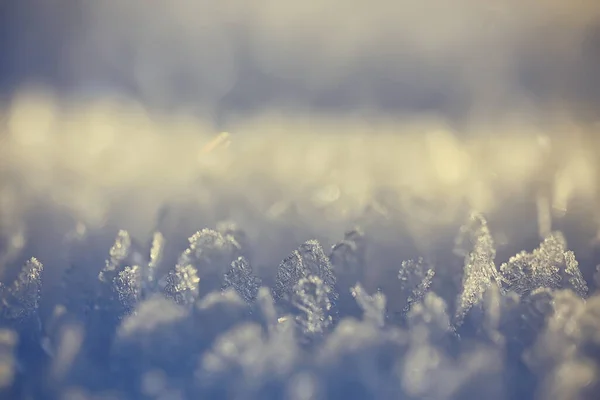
174, 229, 241, 294
114, 265, 142, 315
455, 213, 502, 325
162, 264, 200, 307
273, 240, 337, 302
99, 230, 131, 283
292, 276, 333, 340
1, 199, 598, 399
398, 258, 435, 313
146, 231, 165, 287
2, 257, 44, 323
222, 257, 261, 305
500, 232, 588, 297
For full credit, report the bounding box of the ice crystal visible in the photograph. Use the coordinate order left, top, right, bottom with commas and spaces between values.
563, 251, 588, 298
500, 232, 588, 297
162, 264, 200, 307
175, 229, 241, 294
178, 229, 240, 268
273, 240, 337, 302
2, 203, 599, 399
159, 229, 243, 306
273, 251, 307, 302
114, 265, 142, 315
222, 257, 261, 304
398, 258, 435, 313
99, 230, 131, 283
291, 276, 333, 340
146, 231, 165, 288
455, 213, 502, 325
2, 257, 44, 322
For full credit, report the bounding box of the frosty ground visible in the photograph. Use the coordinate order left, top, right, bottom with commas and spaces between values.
2, 93, 600, 399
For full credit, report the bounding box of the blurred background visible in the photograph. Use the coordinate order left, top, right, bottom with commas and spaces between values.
1, 0, 600, 279
1, 0, 600, 125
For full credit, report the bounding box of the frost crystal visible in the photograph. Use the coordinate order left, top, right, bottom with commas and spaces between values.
292, 276, 333, 340
147, 231, 164, 282
274, 240, 337, 302
114, 265, 142, 314
4, 199, 600, 399
398, 258, 435, 313
500, 232, 588, 297
178, 229, 240, 269
273, 251, 306, 302
99, 230, 131, 282
222, 257, 261, 304
455, 213, 502, 325
563, 251, 588, 298
350, 283, 386, 327
2, 257, 44, 322
162, 264, 200, 306
176, 229, 241, 294
161, 228, 242, 306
